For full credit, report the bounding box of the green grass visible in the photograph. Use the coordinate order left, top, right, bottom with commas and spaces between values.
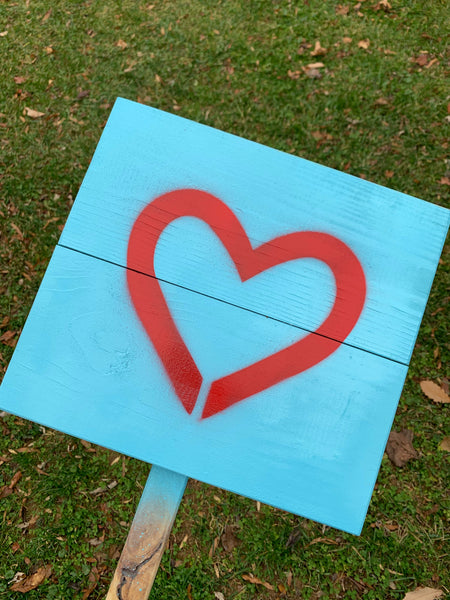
0, 0, 449, 598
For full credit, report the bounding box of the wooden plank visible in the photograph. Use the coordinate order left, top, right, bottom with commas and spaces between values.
0, 244, 409, 534
106, 465, 187, 600
59, 98, 450, 365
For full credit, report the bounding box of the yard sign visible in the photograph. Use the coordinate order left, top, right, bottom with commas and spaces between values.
0, 99, 448, 547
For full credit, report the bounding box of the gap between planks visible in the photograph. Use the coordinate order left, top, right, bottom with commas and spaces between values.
57, 242, 409, 368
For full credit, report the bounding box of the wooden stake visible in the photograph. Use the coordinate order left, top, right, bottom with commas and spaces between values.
106, 465, 188, 600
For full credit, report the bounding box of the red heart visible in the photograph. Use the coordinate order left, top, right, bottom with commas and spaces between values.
127, 189, 366, 419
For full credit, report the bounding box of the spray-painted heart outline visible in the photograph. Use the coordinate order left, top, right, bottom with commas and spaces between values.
127, 189, 366, 419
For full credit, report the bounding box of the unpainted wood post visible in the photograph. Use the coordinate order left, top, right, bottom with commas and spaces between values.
106, 465, 188, 600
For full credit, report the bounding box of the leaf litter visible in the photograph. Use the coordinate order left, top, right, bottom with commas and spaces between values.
420, 380, 450, 403
10, 565, 52, 592
386, 430, 417, 467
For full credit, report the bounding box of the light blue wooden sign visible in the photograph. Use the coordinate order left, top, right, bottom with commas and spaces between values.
0, 98, 448, 535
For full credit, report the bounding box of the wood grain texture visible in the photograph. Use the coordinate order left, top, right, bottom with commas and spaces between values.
106, 465, 187, 600
0, 245, 409, 534
59, 98, 450, 365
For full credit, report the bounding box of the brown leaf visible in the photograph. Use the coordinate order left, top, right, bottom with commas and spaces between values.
413, 54, 428, 66
336, 5, 350, 15
385, 170, 394, 178
14, 76, 27, 84
11, 542, 21, 553
307, 537, 339, 546
82, 566, 99, 600
11, 222, 24, 239
375, 0, 392, 10
10, 565, 52, 592
242, 574, 274, 590
115, 39, 127, 50
0, 330, 16, 343
403, 587, 444, 600
302, 63, 325, 79
285, 527, 304, 548
420, 380, 450, 404
438, 437, 450, 452
386, 430, 417, 467
41, 9, 52, 23
358, 39, 370, 49
17, 514, 39, 530
209, 536, 220, 557
342, 36, 353, 43
287, 69, 301, 80
221, 525, 241, 553
311, 40, 327, 56
0, 485, 13, 499
10, 470, 22, 489
0, 31, 8, 37
439, 176, 450, 186
374, 97, 390, 106
24, 107, 45, 119
425, 58, 438, 69
305, 68, 322, 79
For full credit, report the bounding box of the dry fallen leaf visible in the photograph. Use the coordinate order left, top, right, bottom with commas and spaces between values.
374, 97, 390, 106
115, 39, 127, 50
81, 565, 100, 600
302, 62, 325, 79
0, 31, 8, 37
336, 5, 350, 15
24, 107, 45, 119
0, 485, 13, 499
403, 587, 444, 600
343, 36, 352, 43
287, 69, 301, 80
425, 58, 438, 68
413, 53, 428, 66
14, 76, 27, 84
358, 39, 370, 49
438, 437, 450, 452
242, 574, 274, 590
375, 0, 392, 10
307, 537, 339, 547
214, 593, 225, 600
10, 565, 52, 592
311, 40, 327, 56
439, 176, 450, 186
9, 572, 26, 585
221, 525, 241, 553
41, 9, 52, 22
386, 430, 417, 467
0, 330, 16, 344
420, 380, 450, 404
305, 68, 322, 79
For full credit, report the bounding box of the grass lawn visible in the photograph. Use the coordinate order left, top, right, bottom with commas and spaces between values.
0, 1, 449, 598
